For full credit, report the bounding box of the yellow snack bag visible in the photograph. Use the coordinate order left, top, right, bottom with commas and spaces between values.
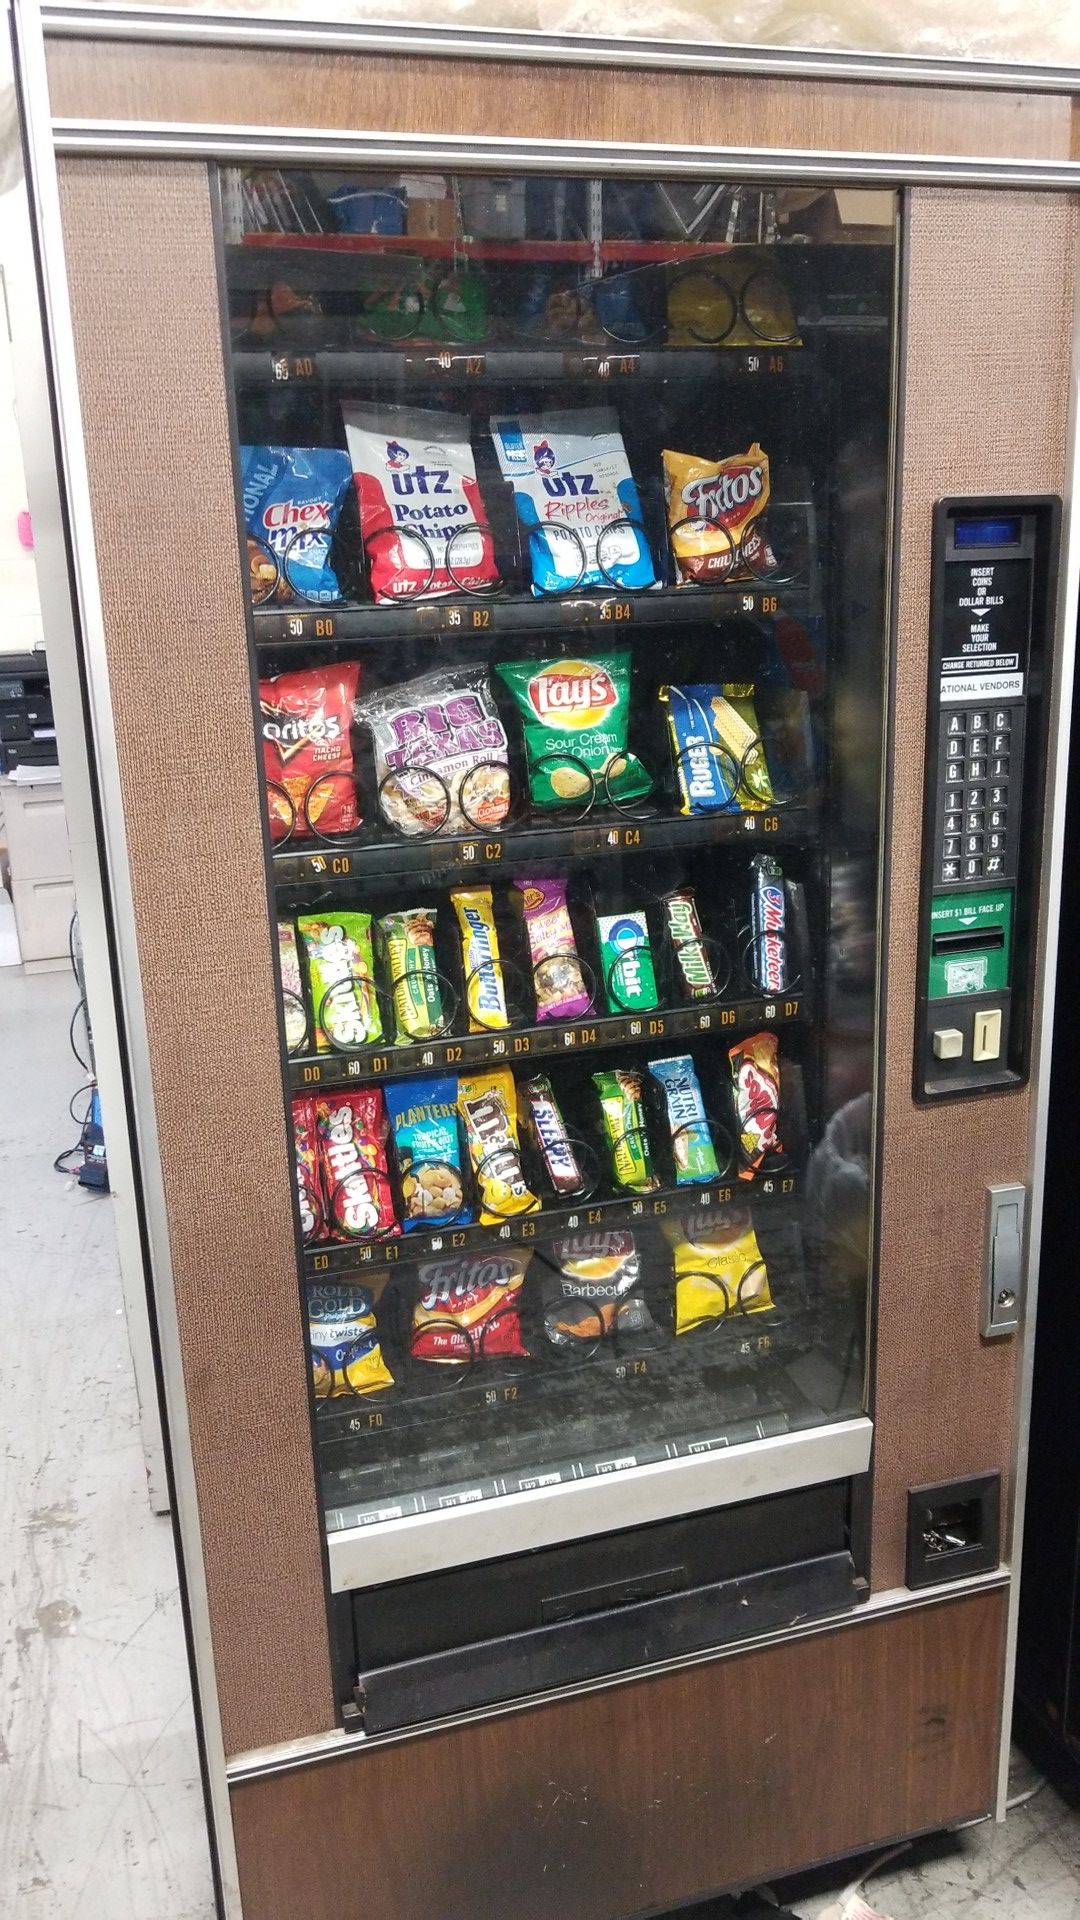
666, 249, 800, 351
664, 1206, 773, 1333
663, 444, 773, 585
308, 1281, 394, 1397
451, 886, 509, 1033
458, 1068, 540, 1225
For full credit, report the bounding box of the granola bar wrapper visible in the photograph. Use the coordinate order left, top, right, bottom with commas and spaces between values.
648, 1054, 720, 1186
298, 911, 382, 1053
315, 1090, 398, 1240
384, 1075, 472, 1232
728, 1030, 782, 1179
459, 1068, 540, 1225
309, 1283, 394, 1398
292, 1095, 327, 1244
378, 907, 444, 1043
356, 664, 510, 838
514, 875, 591, 1021
411, 1249, 530, 1365
278, 920, 309, 1054
593, 1067, 658, 1193
663, 444, 775, 586
664, 1205, 773, 1333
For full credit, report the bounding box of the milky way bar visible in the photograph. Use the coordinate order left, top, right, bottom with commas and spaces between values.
663, 888, 718, 1002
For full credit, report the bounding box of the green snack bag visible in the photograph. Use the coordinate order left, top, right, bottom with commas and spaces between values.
496, 651, 652, 811
592, 1067, 658, 1193
298, 912, 382, 1053
378, 907, 445, 1044
596, 908, 659, 1014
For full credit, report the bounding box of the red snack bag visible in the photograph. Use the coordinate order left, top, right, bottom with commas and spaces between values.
411, 1250, 529, 1364
315, 1090, 398, 1240
728, 1030, 782, 1180
259, 661, 361, 842
291, 1095, 327, 1244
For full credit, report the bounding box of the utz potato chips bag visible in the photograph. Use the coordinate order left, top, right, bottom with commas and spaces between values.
496, 651, 651, 810
491, 408, 654, 595
459, 1068, 540, 1224
298, 912, 382, 1052
384, 1075, 472, 1232
663, 444, 776, 585
344, 403, 498, 601
309, 1282, 394, 1397
411, 1250, 529, 1364
664, 1206, 773, 1332
240, 444, 352, 605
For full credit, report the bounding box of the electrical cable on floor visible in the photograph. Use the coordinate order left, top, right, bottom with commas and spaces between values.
1006, 1775, 1048, 1812
813, 1841, 911, 1920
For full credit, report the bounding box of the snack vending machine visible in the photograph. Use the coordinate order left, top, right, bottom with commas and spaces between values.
15, 6, 1080, 1916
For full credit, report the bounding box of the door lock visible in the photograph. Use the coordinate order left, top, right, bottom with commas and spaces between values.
983, 1183, 1025, 1338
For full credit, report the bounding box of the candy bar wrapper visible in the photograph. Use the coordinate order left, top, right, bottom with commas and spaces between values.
292, 1095, 327, 1244
496, 651, 652, 811
592, 1067, 658, 1193
662, 889, 719, 1002
298, 911, 382, 1053
728, 1031, 782, 1179
278, 920, 309, 1054
521, 1074, 584, 1196
660, 683, 773, 815
315, 1091, 397, 1241
514, 876, 591, 1021
459, 1068, 541, 1225
543, 1230, 656, 1348
384, 1075, 472, 1232
664, 1206, 773, 1333
662, 443, 775, 586
750, 854, 788, 994
597, 909, 659, 1014
411, 1250, 530, 1365
309, 1282, 394, 1397
648, 1055, 720, 1186
357, 664, 510, 838
379, 907, 445, 1043
451, 887, 509, 1032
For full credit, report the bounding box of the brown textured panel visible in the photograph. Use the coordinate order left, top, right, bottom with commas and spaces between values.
57, 158, 333, 1752
45, 39, 1073, 162
231, 1589, 1005, 1920
872, 189, 1078, 1591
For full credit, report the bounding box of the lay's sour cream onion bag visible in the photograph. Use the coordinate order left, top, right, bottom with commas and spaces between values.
344, 403, 499, 601
491, 408, 655, 595
496, 650, 652, 810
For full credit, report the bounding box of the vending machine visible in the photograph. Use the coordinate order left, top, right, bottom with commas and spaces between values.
14, 6, 1080, 1916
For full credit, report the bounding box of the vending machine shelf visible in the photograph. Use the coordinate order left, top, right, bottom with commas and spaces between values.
304, 1164, 803, 1277
233, 344, 806, 391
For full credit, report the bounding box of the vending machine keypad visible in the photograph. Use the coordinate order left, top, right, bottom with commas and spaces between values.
916, 500, 1058, 1100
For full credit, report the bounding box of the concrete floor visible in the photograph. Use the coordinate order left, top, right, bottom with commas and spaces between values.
3, 964, 1079, 1920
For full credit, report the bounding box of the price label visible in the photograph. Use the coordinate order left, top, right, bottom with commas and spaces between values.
599, 601, 633, 623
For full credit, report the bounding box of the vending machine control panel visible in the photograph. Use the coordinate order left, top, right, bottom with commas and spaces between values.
915, 497, 1060, 1100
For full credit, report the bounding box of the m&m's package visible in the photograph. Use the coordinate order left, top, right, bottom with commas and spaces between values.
491, 408, 655, 595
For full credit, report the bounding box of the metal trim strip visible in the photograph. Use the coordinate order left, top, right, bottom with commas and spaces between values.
326, 1417, 873, 1594
49, 122, 1080, 190
995, 207, 1080, 1820
226, 1567, 1011, 1781
37, 0, 1080, 95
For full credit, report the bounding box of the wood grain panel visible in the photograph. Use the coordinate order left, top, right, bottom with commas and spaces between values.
45, 39, 1073, 163
872, 189, 1078, 1591
231, 1589, 1005, 1920
57, 157, 334, 1753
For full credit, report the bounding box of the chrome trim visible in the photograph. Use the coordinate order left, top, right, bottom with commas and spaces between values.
995, 220, 1080, 1821
227, 1567, 1011, 1781
47, 120, 1080, 190
327, 1417, 873, 1593
11, 0, 240, 1910
37, 0, 1080, 95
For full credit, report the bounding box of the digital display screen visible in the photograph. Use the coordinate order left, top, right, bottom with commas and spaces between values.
953, 516, 1022, 549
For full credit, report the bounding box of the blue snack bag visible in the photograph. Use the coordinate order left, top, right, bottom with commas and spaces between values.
384, 1074, 473, 1232
240, 444, 353, 605
491, 408, 655, 596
